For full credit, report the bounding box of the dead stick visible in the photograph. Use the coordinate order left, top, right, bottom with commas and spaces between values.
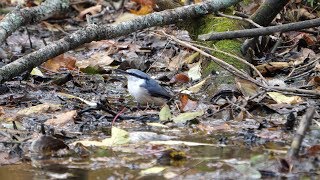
199, 18, 320, 41
0, 0, 69, 44
0, 0, 240, 83
161, 31, 262, 86
287, 107, 316, 158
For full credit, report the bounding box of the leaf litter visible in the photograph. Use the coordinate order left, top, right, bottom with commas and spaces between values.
0, 0, 320, 179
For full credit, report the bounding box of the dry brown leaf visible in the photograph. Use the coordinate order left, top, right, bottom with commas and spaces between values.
170, 73, 189, 84
256, 62, 290, 75
78, 5, 102, 19
235, 78, 259, 97
197, 123, 231, 133
42, 54, 76, 72
12, 103, 61, 121
45, 110, 77, 127
179, 94, 198, 112
130, 5, 153, 15
76, 51, 114, 70
41, 21, 64, 32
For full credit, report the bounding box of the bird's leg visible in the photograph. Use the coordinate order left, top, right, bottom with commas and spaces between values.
136, 102, 142, 110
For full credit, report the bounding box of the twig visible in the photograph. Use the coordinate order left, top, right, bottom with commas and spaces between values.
285, 58, 319, 80
160, 31, 261, 86
270, 86, 320, 97
216, 12, 262, 28
199, 18, 320, 41
287, 107, 315, 158
187, 41, 268, 84
162, 32, 320, 98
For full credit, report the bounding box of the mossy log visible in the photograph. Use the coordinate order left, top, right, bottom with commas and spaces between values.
182, 14, 250, 98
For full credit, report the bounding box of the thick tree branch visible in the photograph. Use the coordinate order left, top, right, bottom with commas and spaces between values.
0, 0, 240, 83
198, 18, 320, 41
250, 0, 290, 27
0, 0, 70, 44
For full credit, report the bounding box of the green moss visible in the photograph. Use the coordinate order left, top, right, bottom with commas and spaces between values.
182, 13, 250, 90
186, 16, 239, 38
202, 39, 248, 77
242, 0, 253, 6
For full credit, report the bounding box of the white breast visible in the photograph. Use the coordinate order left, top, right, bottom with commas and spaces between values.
126, 75, 167, 106
127, 76, 149, 103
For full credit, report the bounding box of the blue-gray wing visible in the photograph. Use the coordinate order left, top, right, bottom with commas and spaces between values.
142, 79, 171, 99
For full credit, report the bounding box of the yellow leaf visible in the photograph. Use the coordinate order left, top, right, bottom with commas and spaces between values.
188, 77, 208, 93
159, 104, 171, 121
73, 127, 129, 147
149, 140, 216, 146
267, 92, 303, 104
172, 110, 204, 123
187, 61, 202, 81
130, 5, 153, 15
140, 167, 166, 175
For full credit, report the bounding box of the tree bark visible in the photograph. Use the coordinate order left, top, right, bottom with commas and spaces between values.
0, 0, 70, 44
250, 0, 290, 27
198, 18, 320, 40
0, 0, 240, 83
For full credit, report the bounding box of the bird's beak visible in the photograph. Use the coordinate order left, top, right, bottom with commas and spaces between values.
114, 69, 129, 75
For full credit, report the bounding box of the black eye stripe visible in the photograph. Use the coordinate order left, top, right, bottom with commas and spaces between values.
127, 72, 148, 80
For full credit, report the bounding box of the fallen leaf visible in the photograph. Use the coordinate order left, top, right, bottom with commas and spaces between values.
267, 92, 303, 104
188, 61, 202, 81
197, 123, 231, 133
30, 67, 45, 77
235, 78, 259, 97
306, 144, 320, 156
146, 123, 169, 128
149, 140, 216, 146
113, 12, 138, 24
256, 62, 290, 75
76, 51, 114, 74
140, 167, 166, 176
41, 21, 64, 32
168, 51, 188, 71
73, 127, 129, 147
172, 110, 204, 123
45, 110, 77, 127
129, 131, 175, 143
13, 103, 61, 121
78, 5, 102, 19
169, 73, 189, 84
159, 104, 171, 121
188, 77, 208, 93
42, 54, 76, 72
57, 92, 97, 107
131, 0, 154, 6
184, 52, 199, 64
179, 94, 198, 112
130, 5, 153, 15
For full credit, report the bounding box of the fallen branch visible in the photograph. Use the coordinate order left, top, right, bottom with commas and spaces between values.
270, 86, 320, 97
160, 31, 261, 86
0, 0, 69, 44
216, 12, 262, 28
0, 0, 240, 83
287, 107, 315, 158
199, 18, 320, 41
188, 41, 268, 84
164, 32, 320, 97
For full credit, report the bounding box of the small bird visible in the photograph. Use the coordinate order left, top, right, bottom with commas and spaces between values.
116, 69, 171, 106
